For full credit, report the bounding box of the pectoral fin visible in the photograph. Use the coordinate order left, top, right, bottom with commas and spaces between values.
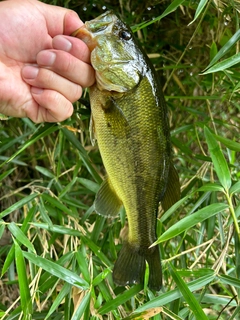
94, 177, 122, 217
161, 163, 181, 211
89, 114, 97, 146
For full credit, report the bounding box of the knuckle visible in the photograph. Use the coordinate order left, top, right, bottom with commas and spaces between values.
39, 68, 54, 86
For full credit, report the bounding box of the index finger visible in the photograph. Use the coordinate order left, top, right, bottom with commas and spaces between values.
52, 35, 91, 64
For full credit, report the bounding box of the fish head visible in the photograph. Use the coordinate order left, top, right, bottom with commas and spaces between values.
73, 11, 143, 92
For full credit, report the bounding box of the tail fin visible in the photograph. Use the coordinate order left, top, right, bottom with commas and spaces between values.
112, 242, 162, 291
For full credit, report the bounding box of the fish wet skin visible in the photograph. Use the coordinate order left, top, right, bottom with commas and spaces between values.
73, 11, 180, 290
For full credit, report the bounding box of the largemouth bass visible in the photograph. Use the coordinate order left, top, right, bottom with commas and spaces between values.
73, 11, 180, 290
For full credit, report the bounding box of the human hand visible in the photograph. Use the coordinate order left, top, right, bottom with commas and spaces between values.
0, 0, 95, 123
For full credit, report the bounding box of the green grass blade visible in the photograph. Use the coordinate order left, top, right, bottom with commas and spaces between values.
23, 251, 89, 290
0, 193, 38, 219
61, 127, 102, 184
204, 127, 232, 190
169, 263, 208, 319
0, 123, 59, 167
155, 203, 228, 244
14, 240, 33, 317
0, 168, 16, 181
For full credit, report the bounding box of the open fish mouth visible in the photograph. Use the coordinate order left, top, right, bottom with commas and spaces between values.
72, 25, 97, 51
72, 11, 117, 52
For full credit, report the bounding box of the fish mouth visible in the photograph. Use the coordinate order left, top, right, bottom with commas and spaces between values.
72, 11, 117, 51
72, 25, 97, 51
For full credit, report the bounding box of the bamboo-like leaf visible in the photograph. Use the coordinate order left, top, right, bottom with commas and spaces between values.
75, 251, 91, 283
0, 225, 5, 247
42, 193, 73, 216
81, 235, 112, 267
78, 177, 99, 193
71, 291, 91, 320
160, 195, 189, 223
154, 203, 228, 244
204, 127, 232, 190
230, 180, 240, 194
35, 165, 55, 178
1, 245, 15, 277
218, 274, 240, 289
14, 240, 33, 317
99, 284, 142, 315
197, 183, 224, 192
8, 222, 35, 253
92, 268, 111, 287
210, 41, 218, 62
45, 282, 72, 319
23, 251, 89, 290
213, 134, 240, 152
189, 0, 208, 25
122, 307, 168, 320
169, 263, 208, 319
0, 193, 38, 219
31, 222, 82, 237
229, 306, 240, 320
120, 274, 215, 314
202, 52, 240, 74
204, 29, 240, 71
132, 0, 185, 31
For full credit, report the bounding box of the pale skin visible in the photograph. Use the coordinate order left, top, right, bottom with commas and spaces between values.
0, 0, 95, 123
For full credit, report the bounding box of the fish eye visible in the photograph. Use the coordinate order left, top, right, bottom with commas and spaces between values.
119, 30, 132, 40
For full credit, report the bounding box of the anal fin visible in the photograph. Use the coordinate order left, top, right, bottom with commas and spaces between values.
94, 177, 122, 217
161, 162, 181, 211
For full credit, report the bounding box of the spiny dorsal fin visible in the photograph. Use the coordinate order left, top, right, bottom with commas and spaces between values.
94, 177, 122, 217
161, 163, 181, 211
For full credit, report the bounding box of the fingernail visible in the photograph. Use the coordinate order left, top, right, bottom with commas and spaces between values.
31, 87, 43, 94
22, 66, 39, 79
53, 36, 72, 52
37, 51, 56, 66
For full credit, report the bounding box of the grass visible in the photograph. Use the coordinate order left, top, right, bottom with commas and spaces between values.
0, 0, 240, 319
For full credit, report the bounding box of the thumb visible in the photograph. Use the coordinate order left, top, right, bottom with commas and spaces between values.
38, 2, 84, 37
64, 10, 84, 35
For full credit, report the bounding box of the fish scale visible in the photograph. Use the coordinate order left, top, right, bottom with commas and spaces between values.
73, 11, 180, 290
